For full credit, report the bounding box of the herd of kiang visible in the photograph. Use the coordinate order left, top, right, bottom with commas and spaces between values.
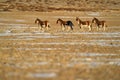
35, 17, 107, 31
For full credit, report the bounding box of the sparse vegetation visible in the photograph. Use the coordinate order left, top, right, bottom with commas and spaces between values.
0, 0, 120, 11
0, 11, 120, 80
0, 0, 120, 80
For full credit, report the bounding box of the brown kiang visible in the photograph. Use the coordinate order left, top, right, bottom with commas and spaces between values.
76, 17, 92, 31
56, 18, 74, 31
35, 18, 50, 30
92, 17, 107, 31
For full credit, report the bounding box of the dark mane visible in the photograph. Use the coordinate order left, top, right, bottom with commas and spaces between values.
92, 17, 99, 23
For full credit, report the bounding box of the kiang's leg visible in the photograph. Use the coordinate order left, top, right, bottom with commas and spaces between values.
70, 26, 73, 31
46, 23, 50, 30
79, 24, 81, 29
41, 25, 44, 31
79, 24, 82, 29
38, 23, 40, 29
88, 25, 92, 31
46, 26, 49, 30
97, 24, 99, 31
61, 24, 63, 31
45, 24, 48, 31
103, 23, 106, 31
67, 26, 69, 31
62, 24, 65, 31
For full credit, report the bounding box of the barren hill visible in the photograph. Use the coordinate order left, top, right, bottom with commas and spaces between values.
0, 0, 120, 11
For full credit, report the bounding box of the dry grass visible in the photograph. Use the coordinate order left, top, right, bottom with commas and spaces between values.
0, 11, 120, 80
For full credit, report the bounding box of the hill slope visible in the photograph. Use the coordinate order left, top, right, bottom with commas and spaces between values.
0, 0, 120, 11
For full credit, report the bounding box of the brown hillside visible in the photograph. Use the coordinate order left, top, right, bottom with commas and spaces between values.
0, 0, 120, 11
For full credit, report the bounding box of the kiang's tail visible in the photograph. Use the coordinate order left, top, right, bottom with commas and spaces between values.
71, 22, 74, 26
69, 21, 74, 30
67, 21, 74, 26
71, 26, 73, 30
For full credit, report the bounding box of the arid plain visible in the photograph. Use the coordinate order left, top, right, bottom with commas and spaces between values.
0, 10, 120, 80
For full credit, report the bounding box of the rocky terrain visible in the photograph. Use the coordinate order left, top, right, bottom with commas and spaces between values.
0, 0, 120, 11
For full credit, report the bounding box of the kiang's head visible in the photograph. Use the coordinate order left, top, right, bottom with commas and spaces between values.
92, 17, 97, 23
56, 18, 61, 24
76, 17, 79, 21
35, 18, 39, 23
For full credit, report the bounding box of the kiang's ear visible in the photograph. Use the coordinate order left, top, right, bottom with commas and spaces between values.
76, 17, 78, 20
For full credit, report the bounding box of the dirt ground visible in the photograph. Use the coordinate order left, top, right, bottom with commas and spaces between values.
0, 11, 120, 80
